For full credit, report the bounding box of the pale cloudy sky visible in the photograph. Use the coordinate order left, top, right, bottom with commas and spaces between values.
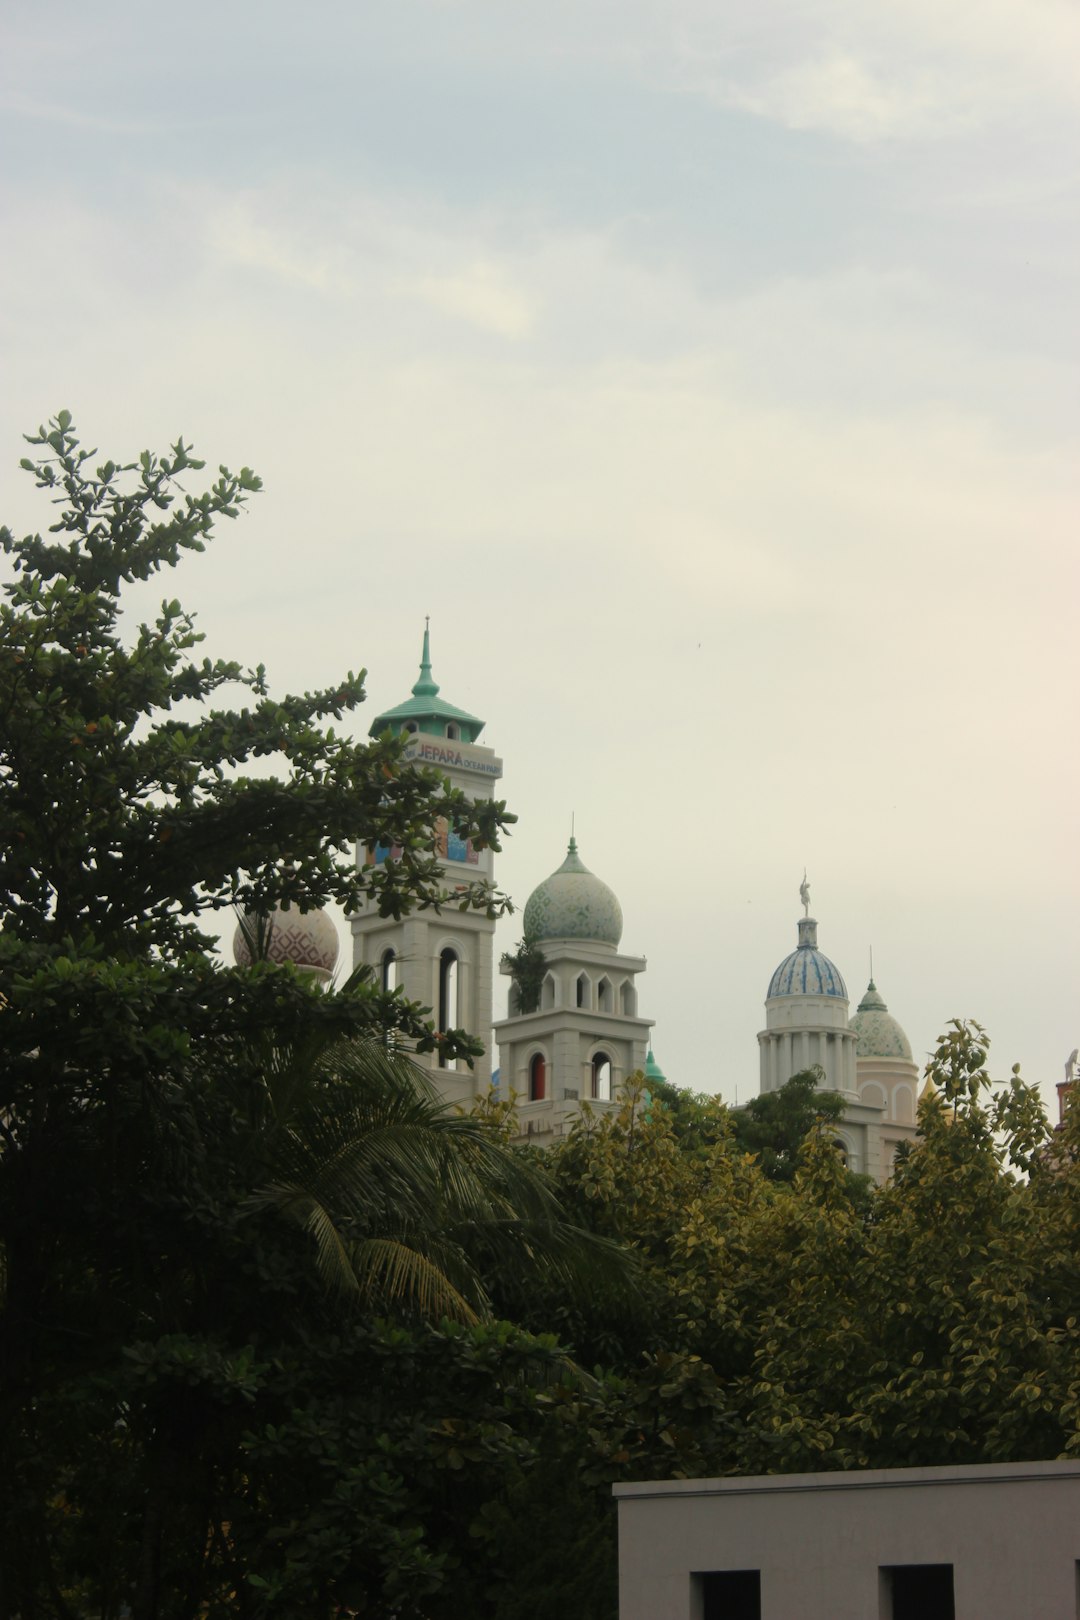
2, 0, 1077, 1108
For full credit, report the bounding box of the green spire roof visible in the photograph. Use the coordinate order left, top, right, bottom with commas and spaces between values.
644, 1045, 667, 1084
369, 620, 485, 742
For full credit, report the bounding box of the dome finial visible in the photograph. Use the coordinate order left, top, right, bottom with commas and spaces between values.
412, 616, 439, 699
569, 809, 576, 856
800, 869, 811, 917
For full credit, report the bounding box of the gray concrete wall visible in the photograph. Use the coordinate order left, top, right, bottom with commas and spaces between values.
615, 1460, 1080, 1620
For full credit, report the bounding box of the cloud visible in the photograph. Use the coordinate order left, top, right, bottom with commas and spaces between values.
721, 51, 971, 143
410, 261, 536, 339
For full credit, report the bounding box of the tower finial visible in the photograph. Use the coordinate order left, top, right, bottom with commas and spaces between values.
800, 870, 811, 917
568, 810, 577, 856
412, 617, 439, 698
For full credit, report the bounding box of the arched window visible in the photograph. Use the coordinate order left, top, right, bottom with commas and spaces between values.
619, 979, 636, 1016
446, 722, 459, 740
832, 1139, 849, 1168
576, 973, 589, 1009
597, 977, 613, 1013
591, 1051, 613, 1101
438, 949, 459, 1069
541, 974, 556, 1011
404, 721, 418, 733
381, 947, 398, 992
529, 1052, 547, 1102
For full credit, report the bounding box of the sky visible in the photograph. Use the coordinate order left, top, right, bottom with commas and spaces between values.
2, 0, 1077, 1110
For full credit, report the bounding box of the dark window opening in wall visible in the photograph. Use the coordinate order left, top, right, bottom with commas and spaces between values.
529, 1052, 546, 1102
697, 1569, 761, 1620
446, 723, 459, 739
404, 721, 418, 733
381, 947, 398, 992
597, 976, 613, 1012
591, 1052, 612, 1100
881, 1564, 954, 1620
438, 949, 459, 1070
576, 973, 589, 1009
833, 1138, 850, 1167
541, 974, 556, 1011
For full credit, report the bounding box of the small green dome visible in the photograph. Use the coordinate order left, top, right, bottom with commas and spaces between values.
522, 838, 623, 948
644, 1046, 667, 1084
850, 979, 913, 1060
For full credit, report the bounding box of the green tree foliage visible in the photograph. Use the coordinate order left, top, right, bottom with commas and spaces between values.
0, 417, 629, 1619
729, 1066, 846, 1180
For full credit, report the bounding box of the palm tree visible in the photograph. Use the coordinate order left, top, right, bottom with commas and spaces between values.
242, 1014, 636, 1323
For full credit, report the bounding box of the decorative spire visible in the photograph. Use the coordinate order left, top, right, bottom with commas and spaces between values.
411, 616, 440, 698
800, 870, 811, 916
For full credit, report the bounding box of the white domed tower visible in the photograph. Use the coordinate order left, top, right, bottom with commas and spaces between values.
758, 894, 858, 1099
233, 903, 341, 986
349, 622, 503, 1103
494, 837, 653, 1142
851, 978, 920, 1144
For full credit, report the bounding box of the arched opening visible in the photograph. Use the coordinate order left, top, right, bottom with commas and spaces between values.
576, 973, 589, 1009
404, 721, 418, 733
446, 722, 459, 739
619, 979, 636, 1016
591, 1051, 613, 1101
529, 1052, 547, 1102
541, 974, 556, 1012
597, 977, 613, 1014
380, 947, 398, 993
832, 1138, 849, 1168
438, 948, 459, 1068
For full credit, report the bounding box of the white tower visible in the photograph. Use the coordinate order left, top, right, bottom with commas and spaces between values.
494, 838, 653, 1143
349, 625, 502, 1104
758, 906, 858, 1098
850, 978, 920, 1176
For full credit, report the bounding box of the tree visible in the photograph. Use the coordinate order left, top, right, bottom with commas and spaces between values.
729, 1067, 847, 1181
0, 415, 632, 1618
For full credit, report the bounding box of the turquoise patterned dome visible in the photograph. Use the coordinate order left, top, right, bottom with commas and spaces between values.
767, 917, 847, 1000
850, 980, 912, 1059
522, 839, 623, 948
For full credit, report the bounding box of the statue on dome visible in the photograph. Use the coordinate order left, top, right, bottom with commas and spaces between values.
800, 872, 811, 916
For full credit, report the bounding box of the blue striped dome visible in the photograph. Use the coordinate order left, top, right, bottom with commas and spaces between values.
767, 917, 847, 1000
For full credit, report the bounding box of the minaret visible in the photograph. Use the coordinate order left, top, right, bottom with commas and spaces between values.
494, 837, 653, 1143
349, 624, 502, 1102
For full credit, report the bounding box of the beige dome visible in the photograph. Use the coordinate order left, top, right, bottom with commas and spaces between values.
232, 903, 340, 985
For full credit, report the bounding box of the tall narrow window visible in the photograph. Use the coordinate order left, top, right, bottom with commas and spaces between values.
381, 947, 398, 993
529, 1052, 546, 1102
591, 1052, 612, 1101
576, 973, 589, 1009
438, 949, 459, 1069
697, 1571, 761, 1620
597, 977, 613, 1013
620, 979, 636, 1016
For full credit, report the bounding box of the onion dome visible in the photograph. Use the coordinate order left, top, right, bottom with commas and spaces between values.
232, 903, 340, 985
522, 838, 623, 948
369, 620, 485, 743
644, 1046, 667, 1085
850, 979, 913, 1060
767, 917, 847, 999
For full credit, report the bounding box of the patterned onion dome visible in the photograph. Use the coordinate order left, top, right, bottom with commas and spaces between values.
850, 979, 913, 1060
522, 838, 623, 948
767, 916, 847, 1000
232, 903, 340, 984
